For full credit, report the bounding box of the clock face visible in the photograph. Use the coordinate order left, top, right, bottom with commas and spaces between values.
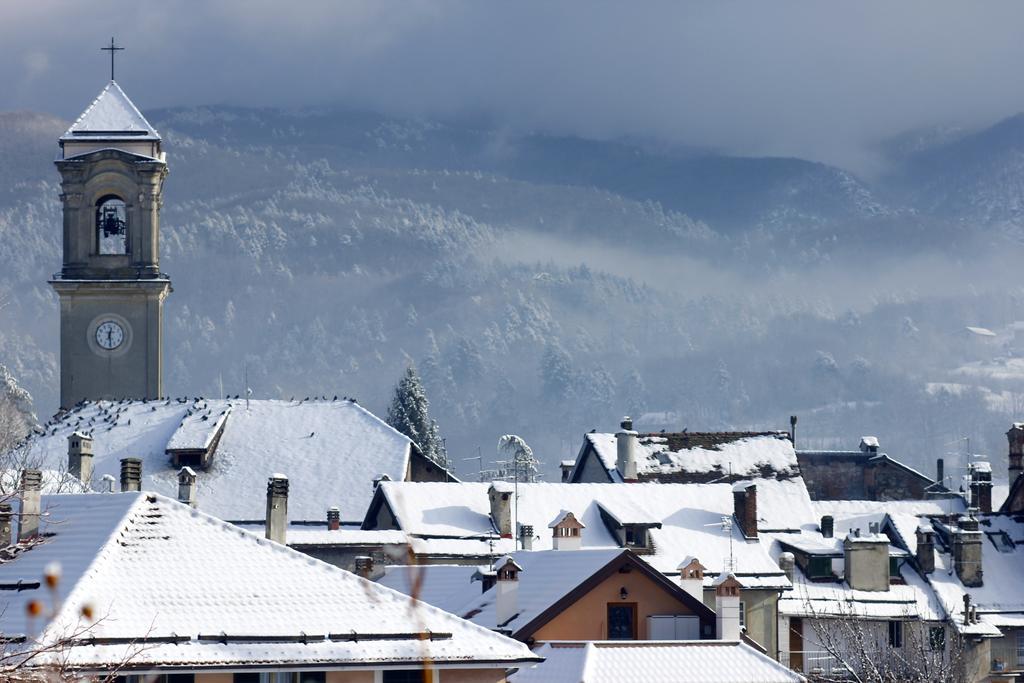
95, 321, 125, 350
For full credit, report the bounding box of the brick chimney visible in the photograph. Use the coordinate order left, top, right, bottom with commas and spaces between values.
67, 432, 93, 485
732, 482, 758, 540
820, 515, 834, 539
713, 573, 744, 640
1008, 424, 1024, 485
677, 556, 706, 602
120, 457, 142, 492
0, 503, 12, 546
969, 462, 993, 514
915, 523, 935, 574
953, 515, 983, 587
616, 417, 639, 482
327, 506, 341, 531
265, 474, 289, 544
778, 552, 796, 583
519, 524, 535, 551
488, 482, 514, 538
177, 466, 197, 507
18, 469, 42, 541
550, 510, 585, 550
494, 556, 523, 627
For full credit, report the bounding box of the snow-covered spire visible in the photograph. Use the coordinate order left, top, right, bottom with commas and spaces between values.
62, 81, 159, 141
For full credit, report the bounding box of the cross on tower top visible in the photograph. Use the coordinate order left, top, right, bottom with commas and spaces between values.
101, 37, 124, 81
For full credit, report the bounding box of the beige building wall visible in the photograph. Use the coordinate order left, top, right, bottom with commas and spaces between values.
702, 587, 777, 656
531, 569, 701, 641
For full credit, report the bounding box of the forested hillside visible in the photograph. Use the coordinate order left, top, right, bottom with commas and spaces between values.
2, 105, 1023, 480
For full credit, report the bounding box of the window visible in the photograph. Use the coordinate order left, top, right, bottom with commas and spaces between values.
1017, 631, 1024, 666
807, 556, 832, 578
888, 620, 903, 648
607, 603, 637, 640
739, 601, 746, 628
96, 195, 127, 255
929, 627, 945, 652
233, 675, 260, 683
889, 557, 900, 578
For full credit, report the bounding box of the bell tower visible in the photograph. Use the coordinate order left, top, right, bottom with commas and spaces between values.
50, 75, 171, 409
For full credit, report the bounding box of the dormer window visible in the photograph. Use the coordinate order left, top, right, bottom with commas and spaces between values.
96, 195, 127, 254
807, 556, 832, 579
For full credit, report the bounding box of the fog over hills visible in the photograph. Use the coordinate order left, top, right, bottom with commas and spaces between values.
2, 104, 1023, 480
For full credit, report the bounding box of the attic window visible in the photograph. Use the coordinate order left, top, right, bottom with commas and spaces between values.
624, 525, 648, 548
987, 531, 1015, 553
807, 556, 832, 579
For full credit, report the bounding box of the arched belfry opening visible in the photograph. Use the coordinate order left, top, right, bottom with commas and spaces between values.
95, 195, 127, 255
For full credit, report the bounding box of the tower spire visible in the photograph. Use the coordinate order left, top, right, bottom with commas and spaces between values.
101, 37, 124, 81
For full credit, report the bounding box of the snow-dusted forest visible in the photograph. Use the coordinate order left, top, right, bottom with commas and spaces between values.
2, 105, 1024, 479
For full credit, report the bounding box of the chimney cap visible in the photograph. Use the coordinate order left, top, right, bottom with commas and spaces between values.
68, 431, 92, 441
678, 556, 707, 572
178, 466, 197, 479
489, 481, 514, 494
270, 472, 288, 481
548, 509, 585, 529
494, 555, 524, 574
731, 480, 756, 493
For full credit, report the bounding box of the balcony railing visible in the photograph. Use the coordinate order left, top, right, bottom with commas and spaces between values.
780, 650, 856, 680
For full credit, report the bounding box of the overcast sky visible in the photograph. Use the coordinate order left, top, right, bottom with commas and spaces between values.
5, 1, 1024, 173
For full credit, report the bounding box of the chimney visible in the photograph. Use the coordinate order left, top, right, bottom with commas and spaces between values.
0, 503, 12, 546
354, 555, 375, 579
778, 552, 796, 584
953, 514, 983, 587
560, 460, 575, 483
177, 466, 197, 507
67, 432, 94, 485
677, 556, 706, 602
488, 482, 514, 538
615, 417, 639, 482
936, 458, 944, 486
265, 474, 289, 544
519, 524, 535, 551
732, 482, 758, 540
859, 436, 880, 455
18, 469, 42, 541
820, 515, 834, 539
120, 457, 142, 492
969, 461, 993, 514
915, 523, 935, 574
843, 530, 889, 591
1008, 424, 1024, 484
494, 556, 523, 627
327, 506, 341, 531
789, 415, 797, 445
549, 510, 585, 550
713, 573, 744, 640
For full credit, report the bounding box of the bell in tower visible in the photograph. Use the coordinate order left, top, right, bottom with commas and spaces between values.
49, 48, 172, 409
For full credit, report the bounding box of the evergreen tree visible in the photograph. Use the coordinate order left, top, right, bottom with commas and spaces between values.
386, 364, 449, 469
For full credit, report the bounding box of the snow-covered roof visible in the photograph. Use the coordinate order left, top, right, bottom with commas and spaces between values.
457, 549, 712, 636
368, 481, 809, 586
0, 492, 538, 672
510, 641, 806, 683
810, 498, 966, 520
575, 432, 798, 483
26, 398, 413, 522
378, 564, 489, 616
60, 81, 160, 142
924, 515, 1024, 635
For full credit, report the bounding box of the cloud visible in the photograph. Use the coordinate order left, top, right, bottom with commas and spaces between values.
4, 1, 1024, 173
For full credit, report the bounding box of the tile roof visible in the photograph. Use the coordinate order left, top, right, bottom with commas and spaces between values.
28, 398, 414, 522
60, 81, 160, 142
0, 492, 538, 672
575, 432, 798, 483
510, 641, 805, 683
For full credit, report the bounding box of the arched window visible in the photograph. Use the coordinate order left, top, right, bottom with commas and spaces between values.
96, 196, 127, 254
